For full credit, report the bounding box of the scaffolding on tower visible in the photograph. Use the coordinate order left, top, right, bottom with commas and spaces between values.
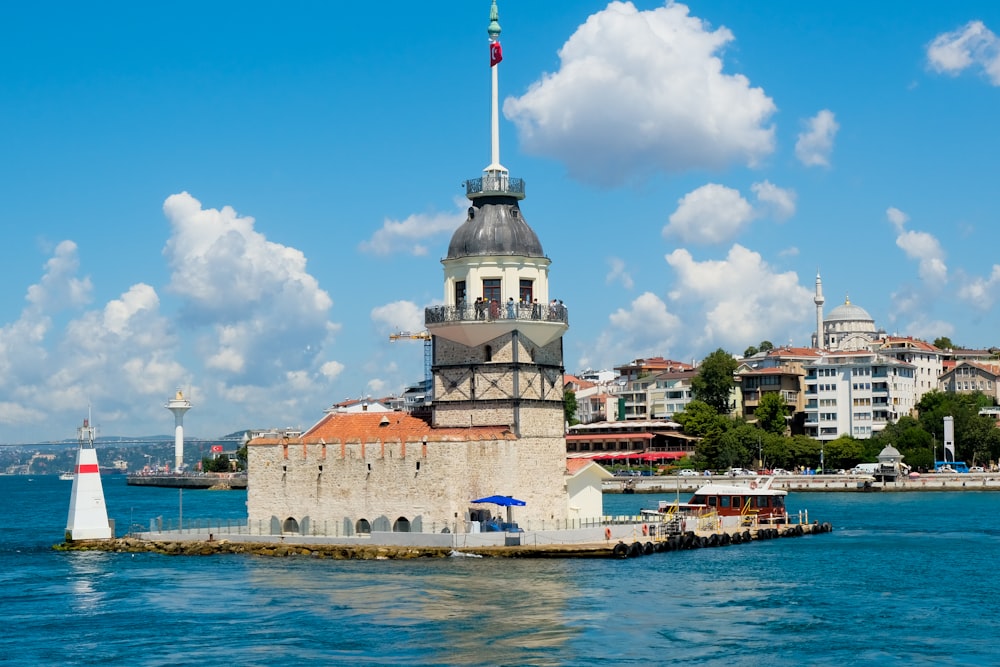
389, 331, 433, 400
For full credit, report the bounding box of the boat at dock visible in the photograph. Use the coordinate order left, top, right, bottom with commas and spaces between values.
639, 476, 808, 536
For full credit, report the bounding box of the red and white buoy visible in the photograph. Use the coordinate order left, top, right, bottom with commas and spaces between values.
65, 416, 112, 541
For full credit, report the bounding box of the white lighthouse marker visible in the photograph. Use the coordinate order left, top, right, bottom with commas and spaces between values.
166, 389, 192, 472
65, 414, 112, 541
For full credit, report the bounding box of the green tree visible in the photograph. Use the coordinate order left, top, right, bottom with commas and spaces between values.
872, 415, 931, 469
675, 400, 729, 437
755, 392, 789, 435
823, 435, 865, 469
563, 389, 579, 426
758, 340, 774, 352
691, 348, 738, 414
933, 336, 954, 350
201, 455, 231, 473
917, 390, 993, 461
743, 345, 759, 357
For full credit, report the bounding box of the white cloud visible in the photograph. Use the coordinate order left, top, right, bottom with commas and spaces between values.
606, 257, 635, 289
505, 1, 776, 187
25, 240, 92, 311
886, 206, 909, 232
162, 192, 340, 388
927, 21, 1000, 85
886, 207, 947, 283
590, 292, 683, 366
666, 245, 812, 351
751, 181, 796, 221
795, 109, 839, 167
320, 360, 346, 380
958, 264, 1000, 310
359, 199, 467, 256
371, 300, 425, 335
663, 184, 754, 245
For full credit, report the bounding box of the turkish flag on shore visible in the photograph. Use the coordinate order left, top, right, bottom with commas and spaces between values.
211, 445, 223, 453
490, 41, 503, 67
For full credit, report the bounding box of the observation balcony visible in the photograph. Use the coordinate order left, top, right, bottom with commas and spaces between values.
425, 301, 567, 348
464, 173, 526, 200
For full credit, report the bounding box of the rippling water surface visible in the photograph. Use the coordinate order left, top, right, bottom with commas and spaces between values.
2, 476, 998, 666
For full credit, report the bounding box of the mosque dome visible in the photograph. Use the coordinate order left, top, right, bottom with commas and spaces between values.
446, 200, 545, 260
826, 297, 874, 323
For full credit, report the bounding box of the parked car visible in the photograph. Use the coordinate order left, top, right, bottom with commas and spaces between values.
970, 466, 985, 473
677, 469, 699, 477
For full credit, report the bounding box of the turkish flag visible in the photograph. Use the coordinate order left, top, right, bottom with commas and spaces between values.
490, 41, 503, 67
211, 445, 223, 453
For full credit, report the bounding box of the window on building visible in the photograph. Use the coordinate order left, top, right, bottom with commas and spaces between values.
519, 279, 533, 304
455, 280, 466, 306
482, 278, 501, 303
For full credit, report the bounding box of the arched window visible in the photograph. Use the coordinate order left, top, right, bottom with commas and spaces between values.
393, 517, 411, 533
282, 517, 300, 534
355, 518, 371, 534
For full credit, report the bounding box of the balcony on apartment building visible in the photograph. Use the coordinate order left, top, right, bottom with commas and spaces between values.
742, 388, 800, 407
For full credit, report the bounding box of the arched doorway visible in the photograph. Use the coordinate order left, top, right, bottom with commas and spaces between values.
355, 518, 371, 534
393, 517, 411, 532
282, 517, 300, 534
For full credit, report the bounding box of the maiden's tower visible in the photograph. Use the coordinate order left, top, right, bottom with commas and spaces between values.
246, 1, 576, 536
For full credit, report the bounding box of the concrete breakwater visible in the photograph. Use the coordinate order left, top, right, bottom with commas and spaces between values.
55, 521, 831, 560
607, 472, 1000, 494
126, 473, 247, 490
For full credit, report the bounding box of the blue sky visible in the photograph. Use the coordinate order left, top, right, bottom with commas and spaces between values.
2, 1, 1000, 442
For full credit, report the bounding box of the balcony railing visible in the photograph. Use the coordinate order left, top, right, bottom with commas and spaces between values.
464, 174, 526, 199
426, 302, 569, 326
742, 389, 800, 404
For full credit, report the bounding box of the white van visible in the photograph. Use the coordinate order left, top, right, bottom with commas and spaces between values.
851, 463, 879, 475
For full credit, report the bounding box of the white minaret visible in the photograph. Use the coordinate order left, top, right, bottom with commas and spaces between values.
813, 271, 825, 349
166, 389, 192, 472
65, 414, 112, 540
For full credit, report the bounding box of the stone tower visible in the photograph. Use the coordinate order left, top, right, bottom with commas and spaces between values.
424, 0, 568, 439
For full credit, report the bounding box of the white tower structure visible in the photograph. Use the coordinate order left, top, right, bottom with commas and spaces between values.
813, 272, 825, 348
166, 389, 192, 472
65, 415, 112, 540
942, 415, 955, 463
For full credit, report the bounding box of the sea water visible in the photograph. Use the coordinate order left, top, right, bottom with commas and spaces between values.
2, 475, 998, 666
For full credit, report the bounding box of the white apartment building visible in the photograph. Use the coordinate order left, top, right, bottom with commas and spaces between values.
877, 336, 944, 403
804, 350, 917, 441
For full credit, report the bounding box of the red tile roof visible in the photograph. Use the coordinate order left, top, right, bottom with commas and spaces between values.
249, 412, 517, 445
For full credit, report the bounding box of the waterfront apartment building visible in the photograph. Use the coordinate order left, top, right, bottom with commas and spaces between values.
803, 350, 917, 441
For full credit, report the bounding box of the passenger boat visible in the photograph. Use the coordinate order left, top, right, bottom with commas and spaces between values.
642, 476, 789, 532
59, 472, 74, 481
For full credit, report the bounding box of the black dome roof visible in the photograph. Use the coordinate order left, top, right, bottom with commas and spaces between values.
446, 199, 544, 260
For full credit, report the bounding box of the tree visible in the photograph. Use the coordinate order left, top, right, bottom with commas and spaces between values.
743, 345, 758, 358
563, 389, 579, 426
933, 336, 954, 350
823, 435, 865, 469
202, 455, 231, 473
691, 348, 738, 414
755, 392, 789, 435
758, 340, 774, 352
675, 400, 731, 438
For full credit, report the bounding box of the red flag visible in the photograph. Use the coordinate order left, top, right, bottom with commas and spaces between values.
211, 445, 223, 453
490, 41, 503, 67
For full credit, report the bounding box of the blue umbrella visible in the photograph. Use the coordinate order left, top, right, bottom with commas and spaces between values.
471, 495, 526, 506
471, 495, 526, 529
